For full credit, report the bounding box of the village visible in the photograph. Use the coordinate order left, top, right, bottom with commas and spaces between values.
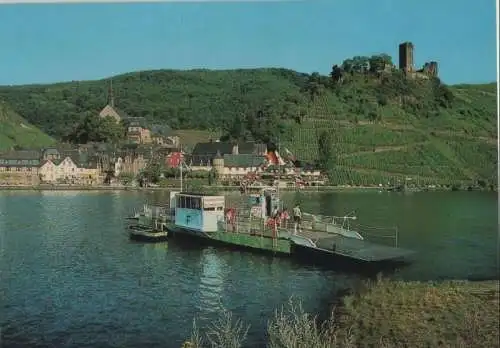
0, 95, 324, 189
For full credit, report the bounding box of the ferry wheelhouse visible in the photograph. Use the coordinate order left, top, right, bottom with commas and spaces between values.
173, 192, 226, 234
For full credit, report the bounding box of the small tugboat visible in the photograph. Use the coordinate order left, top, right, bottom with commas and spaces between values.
128, 200, 173, 243
129, 224, 169, 242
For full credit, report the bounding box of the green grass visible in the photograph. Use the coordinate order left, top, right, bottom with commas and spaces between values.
172, 129, 217, 149
0, 101, 55, 151
183, 279, 500, 348
342, 143, 469, 180
338, 279, 500, 347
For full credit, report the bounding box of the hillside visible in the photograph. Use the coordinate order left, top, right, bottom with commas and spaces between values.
0, 101, 55, 151
0, 67, 496, 187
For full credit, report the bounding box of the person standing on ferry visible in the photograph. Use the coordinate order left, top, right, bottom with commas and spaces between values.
292, 204, 302, 235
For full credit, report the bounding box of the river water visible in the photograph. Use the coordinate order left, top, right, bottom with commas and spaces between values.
0, 190, 498, 347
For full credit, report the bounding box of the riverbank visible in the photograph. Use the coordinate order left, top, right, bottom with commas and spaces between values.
1, 184, 494, 193
0, 184, 388, 192
184, 279, 499, 348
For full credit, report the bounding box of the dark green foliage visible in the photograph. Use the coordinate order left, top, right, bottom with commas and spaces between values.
0, 67, 493, 144
141, 161, 163, 184
0, 68, 308, 141
64, 114, 126, 144
342, 56, 370, 73
368, 54, 393, 72
431, 77, 455, 108
317, 130, 333, 171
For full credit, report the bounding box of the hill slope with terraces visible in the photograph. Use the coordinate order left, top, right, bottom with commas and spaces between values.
0, 68, 496, 187
0, 101, 55, 151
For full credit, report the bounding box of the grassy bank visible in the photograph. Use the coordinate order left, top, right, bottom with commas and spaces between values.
183, 279, 499, 348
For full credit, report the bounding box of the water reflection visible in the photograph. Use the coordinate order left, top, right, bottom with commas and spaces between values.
195, 248, 228, 318
141, 242, 169, 264
39, 190, 83, 197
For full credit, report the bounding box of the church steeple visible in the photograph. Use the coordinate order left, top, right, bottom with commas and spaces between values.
107, 79, 115, 108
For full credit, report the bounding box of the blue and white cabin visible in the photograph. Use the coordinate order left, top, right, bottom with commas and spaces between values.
174, 193, 225, 232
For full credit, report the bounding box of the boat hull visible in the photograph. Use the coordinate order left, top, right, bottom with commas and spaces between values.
167, 225, 292, 256
129, 225, 169, 243
292, 243, 412, 272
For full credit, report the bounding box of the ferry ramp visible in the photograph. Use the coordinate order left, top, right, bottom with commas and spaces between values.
312, 235, 415, 262
286, 218, 415, 262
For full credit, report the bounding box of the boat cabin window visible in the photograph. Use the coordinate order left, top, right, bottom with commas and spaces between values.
176, 195, 202, 210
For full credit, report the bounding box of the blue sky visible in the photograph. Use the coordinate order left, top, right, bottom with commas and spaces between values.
0, 0, 497, 85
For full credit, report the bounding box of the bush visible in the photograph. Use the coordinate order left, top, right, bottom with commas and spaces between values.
184, 279, 499, 348
183, 307, 249, 348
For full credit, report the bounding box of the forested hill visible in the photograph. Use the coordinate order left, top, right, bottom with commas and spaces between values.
0, 68, 312, 138
0, 68, 495, 141
0, 67, 496, 187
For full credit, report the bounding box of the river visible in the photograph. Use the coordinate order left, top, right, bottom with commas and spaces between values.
0, 190, 497, 347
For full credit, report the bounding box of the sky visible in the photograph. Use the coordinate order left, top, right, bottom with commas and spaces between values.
0, 0, 497, 86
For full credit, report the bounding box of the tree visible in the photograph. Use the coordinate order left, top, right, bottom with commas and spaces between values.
330, 65, 344, 84
351, 56, 370, 73
118, 172, 135, 185
141, 161, 163, 184
243, 105, 285, 144
305, 72, 322, 101
317, 130, 334, 171
431, 78, 454, 108
341, 59, 354, 73
66, 114, 126, 144
369, 54, 393, 72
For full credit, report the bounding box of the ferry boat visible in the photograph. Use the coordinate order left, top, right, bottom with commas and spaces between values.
165, 191, 415, 264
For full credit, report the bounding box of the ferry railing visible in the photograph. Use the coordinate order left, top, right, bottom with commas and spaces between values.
134, 203, 173, 231
225, 207, 283, 248
224, 199, 406, 250
299, 212, 400, 248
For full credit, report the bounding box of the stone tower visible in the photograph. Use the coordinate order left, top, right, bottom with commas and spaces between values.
213, 150, 224, 176
398, 42, 414, 72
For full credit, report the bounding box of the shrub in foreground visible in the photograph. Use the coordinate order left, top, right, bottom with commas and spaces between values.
183, 279, 499, 348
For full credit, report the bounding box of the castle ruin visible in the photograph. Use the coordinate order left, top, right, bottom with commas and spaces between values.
398, 41, 438, 79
